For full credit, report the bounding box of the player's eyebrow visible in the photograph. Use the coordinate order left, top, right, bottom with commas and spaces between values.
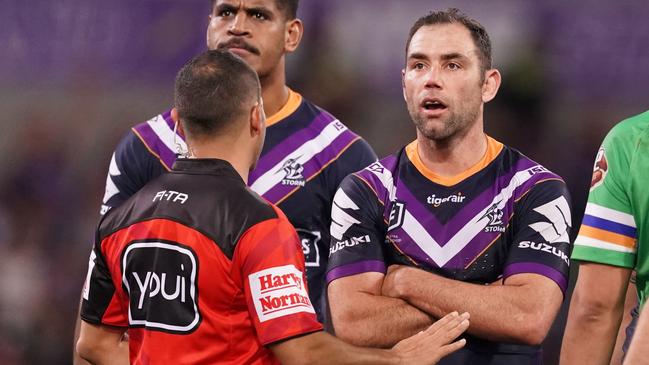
215, 2, 274, 19
440, 52, 469, 62
215, 3, 237, 14
407, 52, 429, 61
246, 6, 273, 19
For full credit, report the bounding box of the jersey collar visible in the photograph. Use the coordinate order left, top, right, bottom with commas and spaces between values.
406, 135, 504, 186
265, 88, 302, 127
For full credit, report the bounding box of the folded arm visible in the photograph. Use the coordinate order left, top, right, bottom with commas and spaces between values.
382, 265, 563, 345
328, 271, 436, 348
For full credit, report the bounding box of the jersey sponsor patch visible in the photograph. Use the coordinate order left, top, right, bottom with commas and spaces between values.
590, 147, 608, 190
249, 265, 315, 323
122, 241, 200, 333
296, 229, 321, 267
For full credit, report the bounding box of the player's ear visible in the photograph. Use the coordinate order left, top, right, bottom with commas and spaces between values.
284, 19, 303, 53
482, 69, 501, 103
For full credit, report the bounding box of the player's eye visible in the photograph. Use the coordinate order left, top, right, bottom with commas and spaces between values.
218, 9, 233, 17
413, 62, 425, 70
447, 62, 461, 71
251, 11, 267, 20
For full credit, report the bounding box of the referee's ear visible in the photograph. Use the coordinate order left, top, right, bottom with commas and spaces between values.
170, 108, 186, 137
249, 101, 265, 138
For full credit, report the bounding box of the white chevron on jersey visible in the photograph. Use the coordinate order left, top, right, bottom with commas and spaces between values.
250, 120, 347, 196
368, 165, 546, 267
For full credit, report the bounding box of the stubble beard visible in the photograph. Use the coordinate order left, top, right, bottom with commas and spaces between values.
410, 98, 481, 143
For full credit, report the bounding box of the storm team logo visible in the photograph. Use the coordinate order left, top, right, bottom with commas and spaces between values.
590, 147, 608, 191
279, 158, 306, 187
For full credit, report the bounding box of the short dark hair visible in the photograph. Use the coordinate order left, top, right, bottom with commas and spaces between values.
406, 8, 492, 73
174, 50, 261, 138
210, 0, 299, 20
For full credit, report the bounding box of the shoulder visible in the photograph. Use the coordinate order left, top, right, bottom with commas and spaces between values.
129, 110, 181, 170
603, 110, 649, 146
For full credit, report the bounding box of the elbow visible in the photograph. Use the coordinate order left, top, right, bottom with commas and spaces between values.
569, 288, 622, 324
509, 310, 555, 346
519, 320, 551, 346
76, 337, 98, 364
330, 307, 366, 346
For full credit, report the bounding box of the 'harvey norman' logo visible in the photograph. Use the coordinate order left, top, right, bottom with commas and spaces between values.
249, 265, 315, 322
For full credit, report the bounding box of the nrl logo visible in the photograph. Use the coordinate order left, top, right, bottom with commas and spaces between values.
279, 158, 306, 187
590, 147, 607, 191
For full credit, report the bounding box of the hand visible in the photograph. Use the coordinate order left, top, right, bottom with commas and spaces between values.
382, 265, 410, 298
391, 311, 469, 365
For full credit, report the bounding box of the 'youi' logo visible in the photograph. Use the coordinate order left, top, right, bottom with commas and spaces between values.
122, 241, 200, 333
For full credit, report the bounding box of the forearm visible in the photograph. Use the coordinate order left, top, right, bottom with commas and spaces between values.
77, 322, 129, 365
77, 340, 128, 365
276, 332, 399, 365
560, 263, 631, 365
560, 301, 622, 365
389, 270, 560, 344
330, 290, 434, 347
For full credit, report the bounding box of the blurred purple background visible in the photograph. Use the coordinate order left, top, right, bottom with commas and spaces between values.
1, 0, 648, 363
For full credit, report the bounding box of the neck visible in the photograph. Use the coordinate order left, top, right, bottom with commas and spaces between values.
416, 118, 487, 177
187, 134, 252, 182
259, 58, 289, 117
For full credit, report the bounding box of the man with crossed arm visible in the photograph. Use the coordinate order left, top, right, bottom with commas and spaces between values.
326, 9, 571, 365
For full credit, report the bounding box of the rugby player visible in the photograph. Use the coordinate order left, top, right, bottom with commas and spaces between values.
326, 9, 572, 364
561, 110, 649, 364
76, 49, 469, 365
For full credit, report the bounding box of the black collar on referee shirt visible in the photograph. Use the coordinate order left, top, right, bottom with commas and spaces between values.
172, 158, 244, 184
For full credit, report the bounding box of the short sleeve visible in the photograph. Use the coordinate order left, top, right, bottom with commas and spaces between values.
233, 208, 322, 345
80, 228, 128, 327
572, 124, 637, 268
326, 174, 387, 284
100, 130, 167, 215
504, 180, 572, 295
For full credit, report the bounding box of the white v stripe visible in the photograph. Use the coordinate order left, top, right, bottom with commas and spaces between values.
369, 164, 546, 267
250, 120, 347, 196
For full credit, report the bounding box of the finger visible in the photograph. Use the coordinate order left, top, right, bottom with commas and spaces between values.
428, 316, 469, 346
423, 311, 459, 334
437, 312, 469, 334
436, 338, 467, 358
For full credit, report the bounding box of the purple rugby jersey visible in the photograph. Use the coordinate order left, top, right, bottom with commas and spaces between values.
99, 89, 377, 322
326, 136, 571, 363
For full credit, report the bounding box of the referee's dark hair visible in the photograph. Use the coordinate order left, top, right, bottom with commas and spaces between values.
174, 49, 261, 138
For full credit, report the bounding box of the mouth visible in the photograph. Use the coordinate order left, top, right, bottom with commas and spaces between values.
217, 39, 260, 56
421, 98, 448, 114
422, 98, 446, 110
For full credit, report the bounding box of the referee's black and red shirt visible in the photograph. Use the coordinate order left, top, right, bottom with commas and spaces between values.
81, 159, 322, 365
